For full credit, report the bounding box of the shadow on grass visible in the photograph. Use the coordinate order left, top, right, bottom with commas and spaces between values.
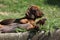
44, 0, 60, 7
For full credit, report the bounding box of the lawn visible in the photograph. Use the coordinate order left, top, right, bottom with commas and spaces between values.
0, 0, 60, 32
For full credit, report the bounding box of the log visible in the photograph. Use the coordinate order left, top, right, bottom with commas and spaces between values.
0, 31, 45, 40
0, 32, 29, 40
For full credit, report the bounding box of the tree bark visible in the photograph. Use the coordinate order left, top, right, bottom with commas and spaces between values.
0, 29, 60, 40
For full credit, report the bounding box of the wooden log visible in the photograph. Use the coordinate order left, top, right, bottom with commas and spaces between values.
0, 31, 45, 40
0, 32, 29, 40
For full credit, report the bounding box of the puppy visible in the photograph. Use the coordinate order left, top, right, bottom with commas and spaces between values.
0, 5, 44, 25
0, 5, 44, 32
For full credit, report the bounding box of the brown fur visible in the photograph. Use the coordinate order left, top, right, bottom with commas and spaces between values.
36, 18, 47, 25
0, 18, 35, 25
0, 23, 36, 33
0, 18, 36, 31
25, 5, 44, 20
0, 19, 15, 25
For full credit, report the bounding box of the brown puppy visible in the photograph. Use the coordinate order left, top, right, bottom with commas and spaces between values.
0, 5, 44, 25
0, 5, 44, 31
25, 5, 44, 20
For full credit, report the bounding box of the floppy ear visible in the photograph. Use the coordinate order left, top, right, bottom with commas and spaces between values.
25, 7, 35, 19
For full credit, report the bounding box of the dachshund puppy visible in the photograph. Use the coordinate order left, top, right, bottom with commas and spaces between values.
36, 18, 47, 25
25, 5, 44, 20
0, 5, 44, 25
0, 5, 44, 32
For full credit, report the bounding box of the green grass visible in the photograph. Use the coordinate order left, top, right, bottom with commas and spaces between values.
0, 0, 60, 32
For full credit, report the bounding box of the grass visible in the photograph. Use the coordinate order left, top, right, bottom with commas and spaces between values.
0, 0, 60, 32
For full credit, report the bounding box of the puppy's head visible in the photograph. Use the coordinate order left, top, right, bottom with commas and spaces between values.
26, 5, 44, 20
